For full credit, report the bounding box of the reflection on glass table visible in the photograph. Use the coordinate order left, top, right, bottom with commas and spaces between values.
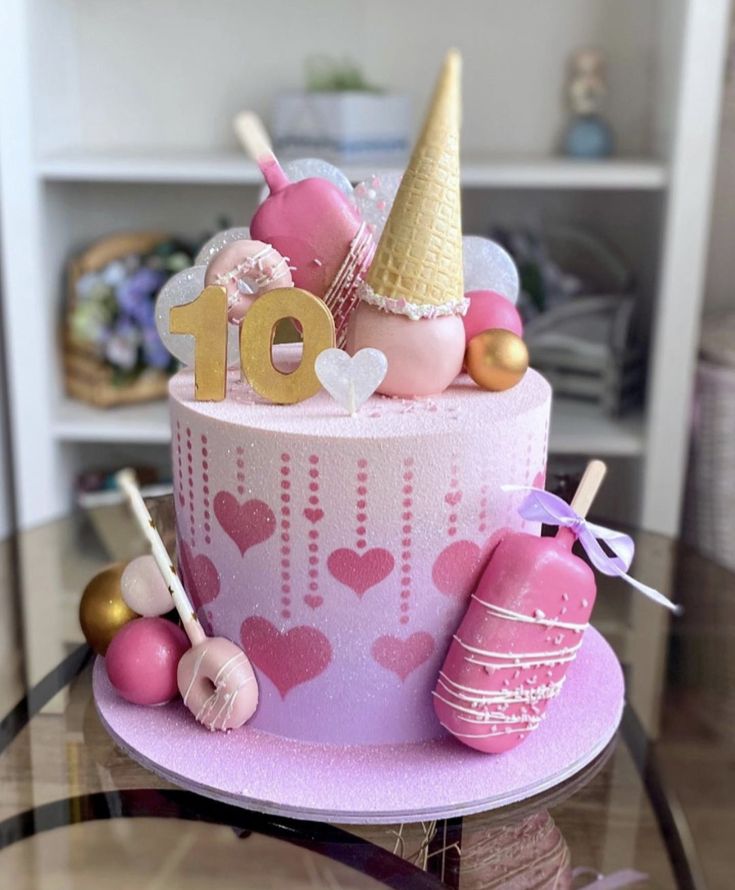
2, 500, 734, 888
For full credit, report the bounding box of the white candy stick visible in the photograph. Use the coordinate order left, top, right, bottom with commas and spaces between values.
116, 469, 206, 647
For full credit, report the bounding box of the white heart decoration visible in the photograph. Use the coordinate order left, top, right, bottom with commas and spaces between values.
315, 348, 388, 415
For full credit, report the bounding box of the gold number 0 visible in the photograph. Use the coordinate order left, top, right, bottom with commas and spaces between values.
240, 288, 335, 404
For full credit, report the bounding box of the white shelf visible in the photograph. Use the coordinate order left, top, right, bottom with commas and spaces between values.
52, 398, 171, 444
52, 394, 644, 456
36, 148, 668, 191
549, 398, 644, 456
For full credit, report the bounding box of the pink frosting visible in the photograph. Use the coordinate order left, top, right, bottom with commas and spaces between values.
433, 528, 596, 753
169, 345, 551, 745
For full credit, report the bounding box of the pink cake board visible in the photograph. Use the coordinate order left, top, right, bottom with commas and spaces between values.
94, 627, 624, 825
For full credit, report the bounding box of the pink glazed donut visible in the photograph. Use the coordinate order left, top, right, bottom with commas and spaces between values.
205, 239, 293, 324
177, 638, 259, 731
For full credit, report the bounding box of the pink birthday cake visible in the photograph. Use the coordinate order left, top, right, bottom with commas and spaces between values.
169, 357, 550, 744
92, 49, 674, 773
159, 49, 553, 746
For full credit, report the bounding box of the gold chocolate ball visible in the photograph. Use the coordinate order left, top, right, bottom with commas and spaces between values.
466, 328, 529, 392
79, 563, 139, 655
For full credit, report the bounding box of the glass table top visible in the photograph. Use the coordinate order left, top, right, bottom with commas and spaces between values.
1, 500, 734, 888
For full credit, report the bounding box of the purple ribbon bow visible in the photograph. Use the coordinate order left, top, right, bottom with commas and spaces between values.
502, 486, 681, 614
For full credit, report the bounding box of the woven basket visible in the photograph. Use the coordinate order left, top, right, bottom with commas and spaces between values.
64, 231, 171, 408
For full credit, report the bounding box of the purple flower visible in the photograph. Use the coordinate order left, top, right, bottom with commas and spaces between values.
116, 267, 167, 324
142, 325, 172, 369
105, 317, 140, 370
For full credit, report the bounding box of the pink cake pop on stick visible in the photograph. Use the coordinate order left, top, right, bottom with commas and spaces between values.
115, 470, 258, 732
433, 461, 679, 754
234, 112, 374, 346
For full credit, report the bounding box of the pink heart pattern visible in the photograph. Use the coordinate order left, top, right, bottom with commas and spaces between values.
303, 507, 324, 524
241, 617, 332, 698
327, 547, 395, 597
444, 491, 462, 507
178, 542, 221, 607
432, 540, 483, 599
214, 491, 275, 556
304, 594, 324, 610
372, 632, 435, 681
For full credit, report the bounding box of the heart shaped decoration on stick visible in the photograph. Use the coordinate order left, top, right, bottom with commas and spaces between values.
315, 348, 388, 415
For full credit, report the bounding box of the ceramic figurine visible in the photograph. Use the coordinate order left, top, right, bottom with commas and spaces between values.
563, 48, 614, 159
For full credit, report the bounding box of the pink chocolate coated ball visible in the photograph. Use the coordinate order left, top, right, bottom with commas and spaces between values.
463, 290, 524, 343
345, 302, 465, 397
106, 617, 189, 706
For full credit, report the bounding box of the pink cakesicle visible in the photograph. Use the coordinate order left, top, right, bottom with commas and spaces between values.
433, 461, 605, 754
235, 112, 374, 345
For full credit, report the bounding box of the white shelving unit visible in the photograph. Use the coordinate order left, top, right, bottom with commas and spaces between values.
37, 148, 668, 191
0, 0, 731, 702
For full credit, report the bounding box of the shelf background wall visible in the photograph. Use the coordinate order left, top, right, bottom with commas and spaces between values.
33, 0, 661, 157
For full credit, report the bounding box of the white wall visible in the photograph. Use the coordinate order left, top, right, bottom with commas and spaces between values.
34, 0, 660, 157
704, 10, 735, 314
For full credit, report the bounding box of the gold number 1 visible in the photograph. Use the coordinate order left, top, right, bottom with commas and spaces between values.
170, 285, 228, 401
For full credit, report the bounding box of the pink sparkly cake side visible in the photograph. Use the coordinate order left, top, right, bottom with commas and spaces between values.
169, 346, 551, 745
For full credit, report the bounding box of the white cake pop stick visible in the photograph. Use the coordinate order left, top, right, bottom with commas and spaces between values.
116, 469, 206, 646
115, 469, 258, 731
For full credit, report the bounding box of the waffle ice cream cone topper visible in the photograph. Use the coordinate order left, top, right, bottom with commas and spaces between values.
433, 461, 680, 754
346, 50, 468, 397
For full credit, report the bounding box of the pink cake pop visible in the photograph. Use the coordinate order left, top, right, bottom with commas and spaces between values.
106, 617, 189, 706
433, 461, 678, 753
235, 112, 374, 346
204, 239, 293, 325
121, 555, 173, 617
116, 470, 258, 731
463, 290, 524, 342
